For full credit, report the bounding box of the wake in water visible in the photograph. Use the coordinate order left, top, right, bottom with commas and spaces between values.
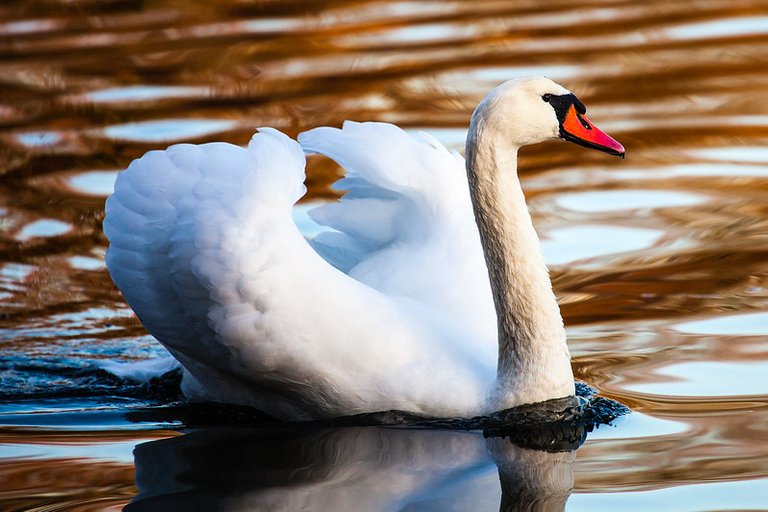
0, 354, 183, 402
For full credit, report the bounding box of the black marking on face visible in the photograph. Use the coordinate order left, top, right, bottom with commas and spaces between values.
547, 93, 586, 125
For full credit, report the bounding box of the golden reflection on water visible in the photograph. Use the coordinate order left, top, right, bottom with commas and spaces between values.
2, 0, 768, 509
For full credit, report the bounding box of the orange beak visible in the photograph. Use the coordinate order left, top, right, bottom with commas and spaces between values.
560, 104, 625, 158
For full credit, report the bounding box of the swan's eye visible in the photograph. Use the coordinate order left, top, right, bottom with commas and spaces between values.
542, 93, 553, 103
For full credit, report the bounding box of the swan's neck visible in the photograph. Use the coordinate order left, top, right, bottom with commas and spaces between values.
466, 123, 574, 409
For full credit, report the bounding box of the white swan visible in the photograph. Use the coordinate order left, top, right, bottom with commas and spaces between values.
104, 76, 624, 421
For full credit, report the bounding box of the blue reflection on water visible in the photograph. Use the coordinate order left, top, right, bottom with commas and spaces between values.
625, 361, 768, 397
17, 219, 71, 240
103, 119, 238, 142
556, 189, 704, 213
541, 224, 663, 265
0, 437, 141, 463
694, 146, 768, 163
569, 477, 768, 511
68, 170, 119, 196
85, 85, 206, 103
676, 312, 768, 336
68, 255, 105, 270
667, 16, 768, 40
15, 131, 61, 147
586, 412, 688, 440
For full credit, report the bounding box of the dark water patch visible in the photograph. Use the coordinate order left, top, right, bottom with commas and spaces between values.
0, 358, 183, 403
417, 383, 628, 429
0, 397, 174, 430
0, 366, 184, 429
123, 378, 626, 452
325, 382, 626, 452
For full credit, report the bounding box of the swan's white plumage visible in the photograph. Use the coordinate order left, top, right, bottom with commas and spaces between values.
103, 77, 610, 420
105, 124, 496, 420
300, 122, 496, 343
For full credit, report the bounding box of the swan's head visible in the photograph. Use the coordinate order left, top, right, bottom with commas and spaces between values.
470, 76, 625, 158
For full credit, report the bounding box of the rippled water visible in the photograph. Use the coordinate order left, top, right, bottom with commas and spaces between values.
2, 0, 768, 510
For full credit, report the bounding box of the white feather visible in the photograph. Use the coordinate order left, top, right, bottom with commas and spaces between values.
104, 77, 603, 420
105, 126, 495, 420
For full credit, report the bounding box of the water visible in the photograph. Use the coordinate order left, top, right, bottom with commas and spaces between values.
2, 0, 768, 509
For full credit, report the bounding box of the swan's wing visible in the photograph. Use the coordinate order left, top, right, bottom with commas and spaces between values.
104, 128, 493, 419
104, 131, 307, 380
299, 121, 495, 340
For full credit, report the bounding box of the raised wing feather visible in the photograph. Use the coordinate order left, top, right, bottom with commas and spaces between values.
104, 128, 494, 420
299, 121, 495, 343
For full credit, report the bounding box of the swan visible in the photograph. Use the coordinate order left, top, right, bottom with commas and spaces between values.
104, 76, 624, 421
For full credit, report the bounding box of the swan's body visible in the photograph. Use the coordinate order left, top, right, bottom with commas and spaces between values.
104, 77, 624, 420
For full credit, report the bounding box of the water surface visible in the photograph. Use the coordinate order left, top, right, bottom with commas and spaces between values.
2, 0, 768, 510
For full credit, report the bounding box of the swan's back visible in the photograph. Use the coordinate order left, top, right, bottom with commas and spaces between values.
104, 125, 496, 420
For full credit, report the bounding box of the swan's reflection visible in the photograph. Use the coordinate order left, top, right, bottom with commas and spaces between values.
127, 423, 583, 511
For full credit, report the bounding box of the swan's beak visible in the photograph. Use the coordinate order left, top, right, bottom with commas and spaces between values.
559, 104, 625, 158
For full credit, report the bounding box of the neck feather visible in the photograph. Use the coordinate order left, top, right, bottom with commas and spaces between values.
466, 120, 574, 409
